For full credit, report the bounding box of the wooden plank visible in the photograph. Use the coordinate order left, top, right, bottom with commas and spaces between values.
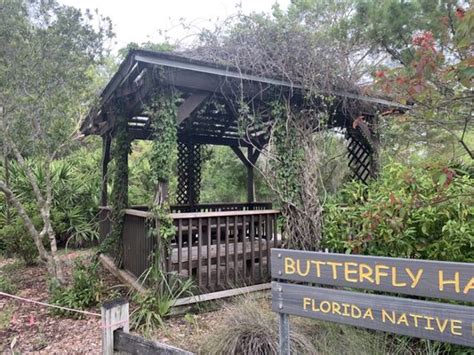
99, 254, 146, 295
242, 215, 247, 280
273, 216, 278, 248
177, 93, 209, 124
178, 219, 183, 274
234, 216, 238, 283
207, 217, 212, 288
114, 330, 193, 355
250, 214, 255, 283
102, 299, 129, 355
175, 283, 271, 307
266, 214, 272, 273
170, 239, 276, 266
225, 216, 230, 285
123, 209, 152, 218
271, 249, 474, 302
216, 216, 221, 286
272, 282, 474, 348
198, 218, 202, 287
258, 214, 263, 279
188, 218, 193, 280
247, 147, 255, 203
169, 209, 280, 219
230, 146, 250, 167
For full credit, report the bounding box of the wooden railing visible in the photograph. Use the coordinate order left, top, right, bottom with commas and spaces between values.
126, 202, 273, 213
120, 208, 281, 291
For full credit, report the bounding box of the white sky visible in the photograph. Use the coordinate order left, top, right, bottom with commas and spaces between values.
59, 0, 291, 51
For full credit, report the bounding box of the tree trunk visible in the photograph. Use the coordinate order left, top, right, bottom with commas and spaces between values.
0, 181, 48, 261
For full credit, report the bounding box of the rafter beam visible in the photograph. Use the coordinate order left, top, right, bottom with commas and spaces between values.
177, 93, 209, 124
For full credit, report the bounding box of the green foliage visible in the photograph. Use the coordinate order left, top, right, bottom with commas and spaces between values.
200, 146, 275, 203
270, 102, 304, 205
131, 267, 194, 333
0, 0, 112, 156
0, 151, 100, 261
0, 218, 40, 264
323, 162, 474, 261
118, 41, 174, 62
49, 259, 103, 317
105, 112, 130, 261
0, 274, 17, 294
353, 0, 466, 65
147, 91, 179, 185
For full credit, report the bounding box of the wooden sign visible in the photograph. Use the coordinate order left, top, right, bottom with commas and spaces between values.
271, 249, 474, 302
272, 282, 474, 347
270, 249, 474, 353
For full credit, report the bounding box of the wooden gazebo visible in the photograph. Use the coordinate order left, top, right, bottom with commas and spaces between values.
81, 50, 403, 292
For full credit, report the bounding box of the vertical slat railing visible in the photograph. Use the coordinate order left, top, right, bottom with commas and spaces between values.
258, 214, 263, 280
225, 216, 230, 286
177, 220, 183, 275
198, 218, 203, 287
233, 215, 238, 283
188, 218, 193, 278
164, 209, 280, 290
266, 214, 272, 274
216, 216, 221, 287
250, 214, 255, 283
242, 215, 247, 281
207, 217, 212, 288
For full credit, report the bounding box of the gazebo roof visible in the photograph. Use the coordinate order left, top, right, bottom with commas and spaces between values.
81, 49, 406, 148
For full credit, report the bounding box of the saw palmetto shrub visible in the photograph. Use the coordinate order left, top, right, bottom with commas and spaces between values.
0, 149, 100, 260
323, 161, 474, 262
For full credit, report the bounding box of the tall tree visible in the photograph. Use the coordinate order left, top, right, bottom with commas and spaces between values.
0, 0, 112, 283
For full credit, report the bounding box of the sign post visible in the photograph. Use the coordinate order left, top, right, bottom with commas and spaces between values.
271, 249, 474, 351
279, 313, 290, 355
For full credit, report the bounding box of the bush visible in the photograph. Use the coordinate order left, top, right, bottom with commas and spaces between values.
323, 161, 474, 262
0, 275, 16, 294
0, 150, 100, 254
200, 295, 316, 355
131, 267, 195, 334
0, 208, 42, 264
49, 259, 103, 317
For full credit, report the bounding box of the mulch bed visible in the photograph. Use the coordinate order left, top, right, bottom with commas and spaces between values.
0, 250, 226, 354
0, 251, 103, 353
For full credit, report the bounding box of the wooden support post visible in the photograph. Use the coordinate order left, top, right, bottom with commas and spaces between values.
101, 298, 129, 355
247, 147, 255, 203
231, 146, 260, 204
279, 313, 290, 355
100, 134, 112, 207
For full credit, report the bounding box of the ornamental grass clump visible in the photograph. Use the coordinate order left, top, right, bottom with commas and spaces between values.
200, 295, 315, 355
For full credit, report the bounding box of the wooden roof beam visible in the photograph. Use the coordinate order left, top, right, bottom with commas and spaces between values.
177, 93, 210, 124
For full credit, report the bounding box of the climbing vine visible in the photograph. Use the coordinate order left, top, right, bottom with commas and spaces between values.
145, 89, 179, 275
103, 107, 130, 264
270, 102, 305, 205
237, 98, 325, 250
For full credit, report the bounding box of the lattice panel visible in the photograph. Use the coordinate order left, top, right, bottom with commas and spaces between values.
346, 128, 375, 184
176, 142, 202, 206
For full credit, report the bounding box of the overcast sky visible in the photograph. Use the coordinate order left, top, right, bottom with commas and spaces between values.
59, 0, 291, 51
